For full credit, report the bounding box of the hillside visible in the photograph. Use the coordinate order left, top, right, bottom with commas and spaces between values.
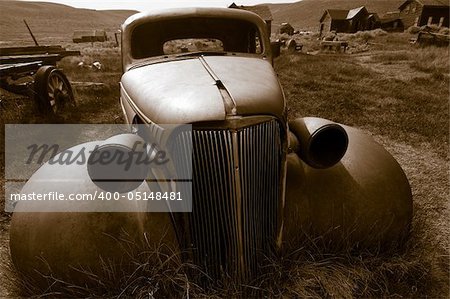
0, 0, 408, 43
268, 0, 405, 31
0, 1, 137, 44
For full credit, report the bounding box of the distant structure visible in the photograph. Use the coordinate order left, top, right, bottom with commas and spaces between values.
379, 12, 404, 31
229, 3, 273, 35
319, 6, 380, 36
73, 30, 108, 43
279, 22, 295, 35
398, 0, 449, 28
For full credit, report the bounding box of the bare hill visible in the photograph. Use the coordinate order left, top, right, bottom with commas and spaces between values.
0, 1, 137, 44
268, 0, 405, 31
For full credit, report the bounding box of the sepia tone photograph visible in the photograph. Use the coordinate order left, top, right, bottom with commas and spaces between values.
0, 0, 448, 297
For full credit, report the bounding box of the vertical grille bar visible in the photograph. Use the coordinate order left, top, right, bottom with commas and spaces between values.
238, 121, 282, 279
170, 119, 282, 283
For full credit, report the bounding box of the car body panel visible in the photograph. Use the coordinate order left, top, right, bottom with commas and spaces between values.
121, 56, 285, 124
284, 124, 413, 250
121, 58, 226, 124
10, 142, 177, 285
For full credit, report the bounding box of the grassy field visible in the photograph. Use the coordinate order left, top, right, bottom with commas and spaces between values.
279, 32, 448, 158
0, 30, 449, 297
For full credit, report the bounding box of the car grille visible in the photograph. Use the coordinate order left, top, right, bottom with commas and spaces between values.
170, 118, 284, 284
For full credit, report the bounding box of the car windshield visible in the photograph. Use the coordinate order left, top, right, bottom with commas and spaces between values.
131, 17, 263, 59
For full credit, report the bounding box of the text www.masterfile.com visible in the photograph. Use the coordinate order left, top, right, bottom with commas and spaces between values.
9, 191, 184, 201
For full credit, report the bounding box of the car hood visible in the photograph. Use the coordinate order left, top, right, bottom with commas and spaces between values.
121, 56, 285, 124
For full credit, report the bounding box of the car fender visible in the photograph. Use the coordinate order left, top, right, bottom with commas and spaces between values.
283, 124, 413, 250
10, 141, 178, 286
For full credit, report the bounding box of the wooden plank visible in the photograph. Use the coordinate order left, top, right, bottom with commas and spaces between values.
71, 81, 106, 87
0, 46, 64, 56
0, 61, 42, 72
0, 61, 43, 77
0, 51, 80, 64
320, 41, 348, 47
0, 54, 60, 64
0, 62, 42, 82
320, 40, 348, 52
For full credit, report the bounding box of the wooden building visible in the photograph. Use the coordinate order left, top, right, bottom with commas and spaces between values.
380, 12, 404, 31
320, 9, 349, 34
73, 30, 107, 43
229, 3, 273, 35
319, 6, 380, 36
398, 0, 449, 28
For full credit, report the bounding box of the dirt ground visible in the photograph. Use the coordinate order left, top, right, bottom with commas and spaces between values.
0, 218, 17, 298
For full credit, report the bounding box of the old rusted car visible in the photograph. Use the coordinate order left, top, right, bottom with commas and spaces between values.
10, 8, 412, 289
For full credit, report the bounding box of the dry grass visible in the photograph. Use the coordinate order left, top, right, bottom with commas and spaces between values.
340, 28, 388, 43
273, 33, 448, 297
0, 33, 449, 297
14, 238, 203, 298
276, 50, 448, 159
370, 46, 449, 76
410, 47, 450, 74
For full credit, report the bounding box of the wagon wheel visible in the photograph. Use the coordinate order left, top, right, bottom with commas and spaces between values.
34, 66, 75, 114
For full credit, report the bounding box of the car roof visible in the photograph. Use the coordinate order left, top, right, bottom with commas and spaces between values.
122, 7, 267, 31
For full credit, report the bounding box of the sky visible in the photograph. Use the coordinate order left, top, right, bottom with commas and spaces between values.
20, 0, 299, 11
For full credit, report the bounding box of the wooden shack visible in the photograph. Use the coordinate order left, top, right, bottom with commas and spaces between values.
319, 6, 380, 36
398, 0, 449, 28
380, 12, 404, 31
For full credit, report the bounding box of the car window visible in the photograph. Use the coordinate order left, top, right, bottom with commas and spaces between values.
131, 17, 263, 59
